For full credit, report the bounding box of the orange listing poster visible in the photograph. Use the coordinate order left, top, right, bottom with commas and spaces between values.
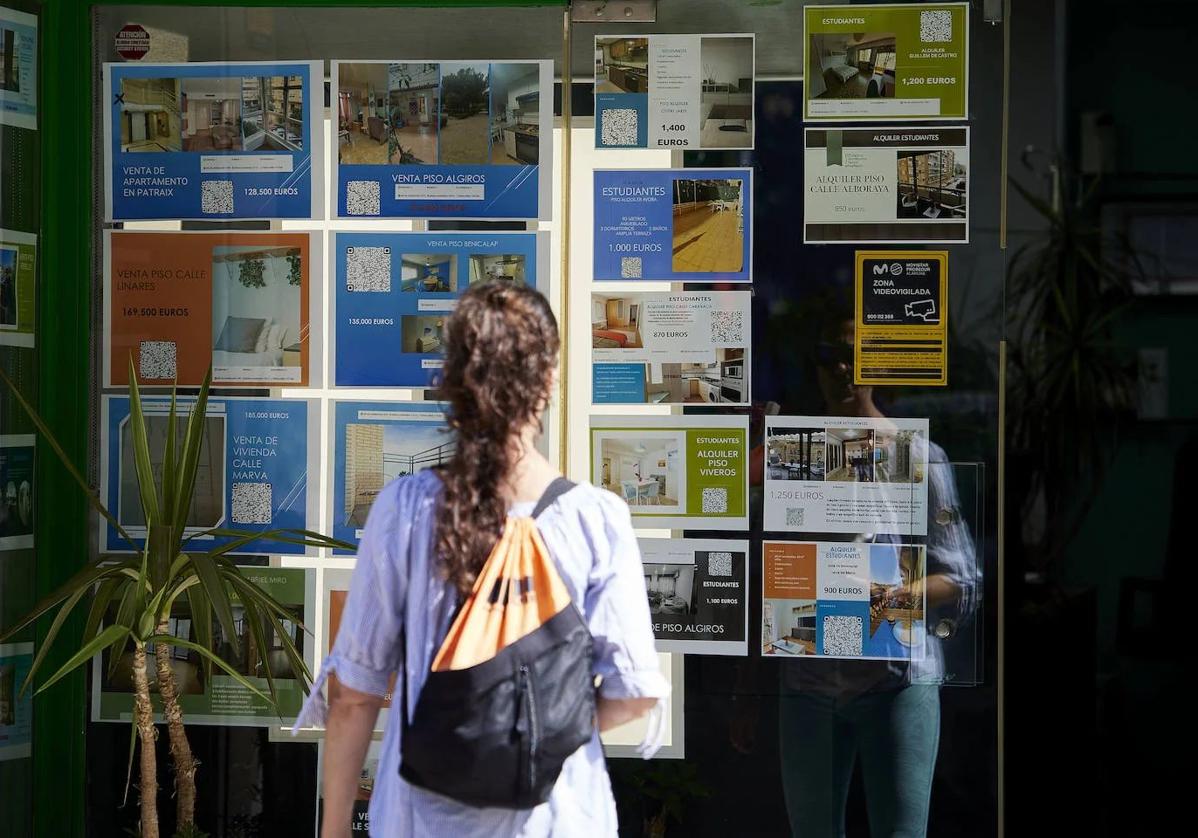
328, 588, 396, 708
763, 541, 816, 599
106, 230, 312, 388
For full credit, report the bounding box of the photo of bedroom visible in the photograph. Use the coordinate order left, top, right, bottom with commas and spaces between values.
672, 178, 744, 273
118, 77, 181, 152
342, 422, 453, 528
468, 253, 526, 285
595, 37, 649, 93
401, 253, 457, 292
699, 37, 754, 146
0, 28, 18, 93
591, 294, 643, 349
489, 63, 540, 165
826, 427, 876, 482
438, 62, 490, 164
645, 564, 694, 618
874, 427, 926, 483
599, 433, 682, 509
336, 62, 391, 165
118, 414, 224, 529
180, 77, 243, 151
767, 426, 826, 481
869, 544, 926, 650
654, 349, 746, 404
807, 32, 897, 100
763, 599, 818, 656
400, 315, 446, 354
0, 246, 17, 329
897, 148, 968, 219
211, 246, 303, 376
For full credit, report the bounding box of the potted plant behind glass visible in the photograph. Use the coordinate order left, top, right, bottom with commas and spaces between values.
0, 361, 352, 838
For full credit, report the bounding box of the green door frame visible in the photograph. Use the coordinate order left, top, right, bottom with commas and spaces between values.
35, 2, 564, 834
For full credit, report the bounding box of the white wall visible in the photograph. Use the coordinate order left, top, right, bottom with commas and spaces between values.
211, 252, 302, 348
700, 38, 753, 87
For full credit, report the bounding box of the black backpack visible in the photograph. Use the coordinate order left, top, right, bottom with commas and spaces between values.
399, 478, 596, 809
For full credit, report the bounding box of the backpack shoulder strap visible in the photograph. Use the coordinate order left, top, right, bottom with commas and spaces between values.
531, 477, 576, 519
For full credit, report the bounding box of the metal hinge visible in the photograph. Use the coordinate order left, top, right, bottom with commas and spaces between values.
571, 1, 658, 24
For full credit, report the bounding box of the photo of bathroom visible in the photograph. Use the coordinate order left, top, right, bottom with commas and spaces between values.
672, 178, 745, 273
598, 433, 682, 509
400, 315, 445, 354
468, 253, 526, 285
825, 427, 875, 482
595, 37, 649, 93
118, 77, 181, 152
400, 253, 457, 292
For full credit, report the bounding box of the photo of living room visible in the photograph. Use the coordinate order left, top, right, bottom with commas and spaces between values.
489, 63, 540, 165
400, 315, 446, 354
102, 603, 206, 696
210, 601, 305, 681
825, 427, 876, 482
179, 77, 243, 151
119, 414, 224, 528
0, 28, 18, 93
591, 294, 643, 349
767, 426, 826, 481
400, 253, 457, 292
897, 148, 968, 219
699, 37, 754, 146
118, 77, 181, 152
874, 427, 926, 483
336, 62, 391, 164
595, 37, 649, 93
438, 62, 490, 164
807, 32, 897, 100
645, 564, 694, 618
672, 178, 745, 273
211, 245, 303, 375
0, 246, 17, 329
468, 253, 526, 285
763, 599, 818, 656
599, 433, 682, 510
342, 422, 453, 528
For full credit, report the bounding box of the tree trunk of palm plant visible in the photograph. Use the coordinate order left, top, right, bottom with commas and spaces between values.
131, 642, 160, 838
155, 619, 198, 829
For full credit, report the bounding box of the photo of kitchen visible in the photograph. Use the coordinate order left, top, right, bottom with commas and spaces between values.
672, 178, 745, 273
595, 37, 648, 93
869, 544, 926, 652
179, 77, 243, 151
343, 422, 453, 528
898, 148, 968, 219
699, 36, 754, 146
599, 433, 682, 509
400, 315, 445, 354
644, 563, 694, 618
874, 427, 926, 483
119, 414, 224, 528
438, 61, 490, 165
489, 63, 540, 165
825, 427, 876, 482
118, 77, 181, 152
763, 599, 818, 656
654, 349, 746, 404
468, 253, 526, 285
400, 253, 457, 292
767, 426, 826, 481
807, 32, 897, 101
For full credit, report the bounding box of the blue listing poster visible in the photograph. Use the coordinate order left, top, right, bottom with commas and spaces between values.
332, 230, 545, 387
332, 61, 552, 220
0, 7, 38, 130
594, 168, 752, 283
329, 401, 451, 554
103, 61, 323, 220
0, 642, 33, 761
100, 395, 316, 555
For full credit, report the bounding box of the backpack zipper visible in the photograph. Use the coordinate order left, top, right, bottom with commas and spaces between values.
520, 663, 538, 792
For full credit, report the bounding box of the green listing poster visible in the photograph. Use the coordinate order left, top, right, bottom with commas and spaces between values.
92, 567, 315, 727
0, 229, 35, 344
804, 3, 969, 121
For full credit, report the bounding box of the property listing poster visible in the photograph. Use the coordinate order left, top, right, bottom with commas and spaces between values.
0, 642, 32, 760
855, 251, 948, 386
329, 402, 451, 552
331, 61, 553, 220
323, 568, 394, 728
594, 168, 752, 283
591, 290, 750, 406
100, 396, 318, 555
105, 231, 317, 388
0, 229, 35, 347
0, 7, 37, 130
93, 568, 315, 726
763, 415, 929, 536
332, 231, 545, 387
0, 346, 33, 434
762, 541, 927, 661
0, 434, 33, 550
641, 538, 748, 656
317, 740, 383, 834
103, 61, 323, 220
594, 34, 755, 151
804, 127, 969, 244
803, 3, 969, 121
590, 415, 749, 530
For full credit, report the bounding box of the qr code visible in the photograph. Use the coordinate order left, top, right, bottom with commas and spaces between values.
346, 246, 391, 292
786, 508, 804, 527
701, 487, 728, 514
822, 615, 863, 657
620, 257, 643, 279
200, 181, 234, 215
346, 180, 381, 216
920, 9, 953, 42
710, 310, 744, 344
231, 482, 272, 524
139, 340, 176, 380
601, 108, 639, 147
707, 552, 733, 577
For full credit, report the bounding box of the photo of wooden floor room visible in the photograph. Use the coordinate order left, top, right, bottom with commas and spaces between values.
672, 178, 744, 273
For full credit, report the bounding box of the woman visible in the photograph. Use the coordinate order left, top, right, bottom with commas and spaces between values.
296, 282, 667, 837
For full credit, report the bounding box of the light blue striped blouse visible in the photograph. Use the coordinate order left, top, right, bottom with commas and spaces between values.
294, 469, 670, 837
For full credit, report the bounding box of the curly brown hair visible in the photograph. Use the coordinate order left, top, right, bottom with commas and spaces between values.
435, 281, 560, 595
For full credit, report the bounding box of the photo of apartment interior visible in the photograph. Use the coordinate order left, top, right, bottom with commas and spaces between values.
600, 435, 681, 508
0, 447, 32, 538
699, 37, 754, 146
401, 253, 457, 292
0, 246, 17, 328
672, 179, 745, 273
874, 428, 925, 483
764, 599, 817, 655
119, 415, 224, 528
0, 662, 15, 725
400, 315, 446, 354
118, 77, 182, 152
595, 37, 649, 93
825, 427, 876, 482
898, 149, 967, 219
468, 253, 526, 285
211, 601, 305, 680
591, 294, 643, 348
388, 63, 440, 164
263, 74, 304, 150
767, 427, 826, 481
645, 564, 694, 618
807, 32, 897, 100
343, 422, 453, 527
211, 246, 303, 371
179, 77, 243, 151
337, 62, 391, 164
103, 602, 206, 695
489, 63, 540, 165
0, 28, 18, 93
439, 61, 490, 164
652, 348, 746, 404
869, 545, 926, 645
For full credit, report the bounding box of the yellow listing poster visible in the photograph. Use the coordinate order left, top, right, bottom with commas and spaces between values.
854, 251, 948, 386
